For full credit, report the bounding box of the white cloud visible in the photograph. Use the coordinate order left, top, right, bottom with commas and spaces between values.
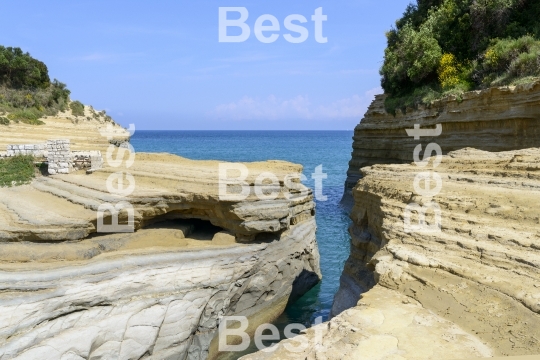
213, 87, 382, 121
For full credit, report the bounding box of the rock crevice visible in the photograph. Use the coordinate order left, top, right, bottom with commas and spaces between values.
246, 84, 540, 360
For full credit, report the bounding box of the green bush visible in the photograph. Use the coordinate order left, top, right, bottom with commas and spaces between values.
382, 0, 540, 113
0, 155, 35, 187
70, 100, 85, 117
0, 46, 50, 89
477, 36, 540, 85
0, 116, 9, 125
0, 79, 70, 113
382, 23, 442, 94
7, 109, 45, 125
0, 44, 71, 121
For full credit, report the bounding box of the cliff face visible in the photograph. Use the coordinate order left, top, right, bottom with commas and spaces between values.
342, 81, 540, 207
244, 147, 540, 360
0, 106, 129, 154
0, 154, 321, 360
334, 147, 540, 356
244, 84, 540, 360
333, 84, 540, 358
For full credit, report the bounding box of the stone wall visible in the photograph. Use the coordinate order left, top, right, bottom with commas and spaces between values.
109, 138, 131, 148
0, 140, 105, 174
3, 144, 46, 158
72, 151, 103, 171
47, 140, 72, 175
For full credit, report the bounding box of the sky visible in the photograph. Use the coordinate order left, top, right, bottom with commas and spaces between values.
1, 0, 410, 130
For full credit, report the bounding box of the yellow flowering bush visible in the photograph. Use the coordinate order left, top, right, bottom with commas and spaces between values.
438, 54, 461, 89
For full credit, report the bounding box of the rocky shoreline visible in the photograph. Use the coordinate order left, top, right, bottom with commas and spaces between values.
246, 83, 540, 359
0, 148, 321, 359
4, 82, 540, 359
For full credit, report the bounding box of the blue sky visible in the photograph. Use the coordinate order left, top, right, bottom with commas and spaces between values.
1, 0, 409, 130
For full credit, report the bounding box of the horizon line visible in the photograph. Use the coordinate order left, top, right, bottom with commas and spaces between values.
132, 129, 355, 131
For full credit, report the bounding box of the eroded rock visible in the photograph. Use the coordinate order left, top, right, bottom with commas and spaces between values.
0, 154, 321, 360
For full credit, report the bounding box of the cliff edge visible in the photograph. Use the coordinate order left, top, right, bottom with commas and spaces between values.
342, 81, 540, 208
0, 154, 321, 360
0, 105, 129, 154
245, 83, 540, 360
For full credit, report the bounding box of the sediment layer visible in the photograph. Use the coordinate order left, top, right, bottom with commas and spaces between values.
0, 154, 321, 360
256, 148, 540, 359
334, 147, 540, 357
0, 107, 129, 154
342, 81, 540, 207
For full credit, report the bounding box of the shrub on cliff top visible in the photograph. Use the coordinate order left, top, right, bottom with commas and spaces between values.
0, 155, 35, 187
477, 35, 540, 85
0, 46, 50, 89
382, 0, 540, 114
0, 45, 72, 123
70, 100, 85, 117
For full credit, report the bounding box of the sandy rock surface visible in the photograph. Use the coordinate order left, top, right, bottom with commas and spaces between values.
0, 153, 321, 360
241, 286, 492, 360
334, 148, 540, 357
247, 147, 540, 360
0, 106, 129, 154
342, 81, 540, 207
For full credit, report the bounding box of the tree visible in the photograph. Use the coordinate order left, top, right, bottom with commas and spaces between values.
0, 46, 50, 89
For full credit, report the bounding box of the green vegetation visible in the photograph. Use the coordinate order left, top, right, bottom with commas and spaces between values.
70, 100, 85, 117
0, 116, 9, 125
7, 109, 45, 125
0, 79, 71, 122
0, 155, 35, 187
0, 46, 50, 89
0, 46, 72, 124
382, 0, 540, 114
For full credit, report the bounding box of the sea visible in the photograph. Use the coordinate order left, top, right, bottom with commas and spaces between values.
131, 130, 353, 358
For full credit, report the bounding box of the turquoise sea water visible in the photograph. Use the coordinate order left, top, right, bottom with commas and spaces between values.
131, 130, 352, 355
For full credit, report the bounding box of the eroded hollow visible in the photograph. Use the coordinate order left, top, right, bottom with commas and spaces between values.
0, 218, 236, 264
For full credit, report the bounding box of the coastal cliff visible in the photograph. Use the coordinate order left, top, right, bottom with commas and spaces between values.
245, 84, 540, 359
0, 153, 321, 359
342, 81, 540, 208
0, 106, 129, 154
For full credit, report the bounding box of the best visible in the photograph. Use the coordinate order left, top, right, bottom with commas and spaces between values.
219, 7, 328, 44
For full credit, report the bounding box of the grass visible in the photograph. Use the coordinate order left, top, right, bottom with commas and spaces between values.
0, 116, 9, 125
0, 155, 36, 187
6, 109, 45, 125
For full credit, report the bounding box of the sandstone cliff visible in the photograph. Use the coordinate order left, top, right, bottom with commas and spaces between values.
0, 106, 129, 153
0, 154, 321, 360
342, 81, 540, 208
244, 83, 540, 360
244, 147, 540, 359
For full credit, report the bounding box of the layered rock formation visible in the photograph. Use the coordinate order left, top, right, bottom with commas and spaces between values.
246, 147, 540, 359
0, 106, 129, 154
0, 154, 321, 360
243, 83, 540, 360
342, 81, 540, 208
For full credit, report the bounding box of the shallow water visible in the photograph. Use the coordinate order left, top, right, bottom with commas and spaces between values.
131, 130, 353, 357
